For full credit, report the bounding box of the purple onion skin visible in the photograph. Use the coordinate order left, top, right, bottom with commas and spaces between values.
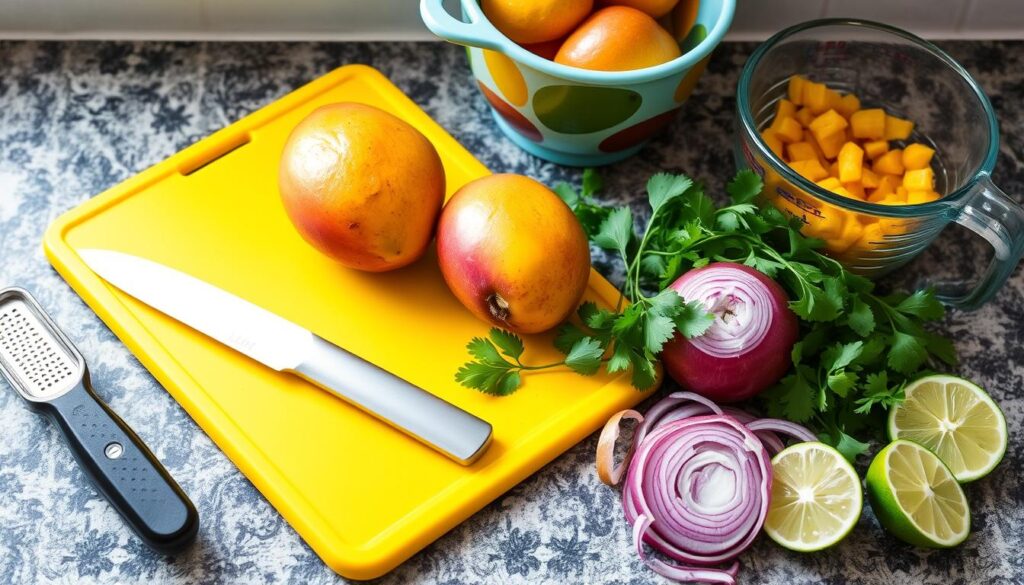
662, 262, 798, 403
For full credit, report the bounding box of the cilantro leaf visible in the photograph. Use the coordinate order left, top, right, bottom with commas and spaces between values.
489, 328, 524, 360
467, 337, 510, 367
607, 342, 631, 374
643, 311, 676, 355
647, 173, 692, 212
564, 338, 605, 375
824, 427, 871, 461
727, 170, 762, 204
846, 297, 876, 337
553, 183, 579, 208
672, 300, 715, 339
827, 370, 858, 397
896, 288, 945, 320
628, 350, 658, 390
554, 323, 589, 355
765, 370, 815, 422
593, 207, 633, 260
889, 331, 928, 374
823, 341, 863, 373
582, 167, 603, 197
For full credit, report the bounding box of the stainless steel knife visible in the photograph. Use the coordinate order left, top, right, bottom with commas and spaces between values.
78, 249, 492, 465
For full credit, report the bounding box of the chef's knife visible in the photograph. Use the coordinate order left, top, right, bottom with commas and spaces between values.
78, 249, 492, 465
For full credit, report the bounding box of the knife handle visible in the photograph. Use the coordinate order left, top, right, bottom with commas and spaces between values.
292, 336, 492, 465
41, 379, 199, 553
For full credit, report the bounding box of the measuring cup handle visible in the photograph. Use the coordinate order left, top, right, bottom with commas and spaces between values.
420, 0, 505, 50
933, 175, 1024, 309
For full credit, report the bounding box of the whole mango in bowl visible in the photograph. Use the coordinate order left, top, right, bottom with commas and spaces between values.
436, 174, 591, 334
278, 102, 445, 272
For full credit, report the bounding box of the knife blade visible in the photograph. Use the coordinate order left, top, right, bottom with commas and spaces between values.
78, 249, 492, 465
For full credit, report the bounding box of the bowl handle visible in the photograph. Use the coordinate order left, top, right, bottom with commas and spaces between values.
928, 175, 1024, 309
420, 0, 505, 51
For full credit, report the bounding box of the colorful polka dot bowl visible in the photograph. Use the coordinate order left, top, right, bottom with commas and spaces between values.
420, 0, 735, 166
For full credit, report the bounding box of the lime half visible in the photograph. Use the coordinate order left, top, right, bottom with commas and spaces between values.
764, 442, 863, 552
866, 439, 970, 548
888, 375, 1007, 483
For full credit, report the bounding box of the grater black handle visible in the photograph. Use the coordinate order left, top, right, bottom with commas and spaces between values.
41, 379, 198, 554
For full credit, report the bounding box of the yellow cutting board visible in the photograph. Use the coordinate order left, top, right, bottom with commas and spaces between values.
43, 66, 651, 579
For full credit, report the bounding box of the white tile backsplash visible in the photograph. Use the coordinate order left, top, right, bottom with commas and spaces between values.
0, 0, 1020, 40
962, 0, 1024, 36
823, 0, 968, 36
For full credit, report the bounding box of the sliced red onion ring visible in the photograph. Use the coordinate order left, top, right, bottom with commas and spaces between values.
596, 392, 816, 584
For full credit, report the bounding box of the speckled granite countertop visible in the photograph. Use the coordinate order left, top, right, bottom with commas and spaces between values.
0, 40, 1022, 585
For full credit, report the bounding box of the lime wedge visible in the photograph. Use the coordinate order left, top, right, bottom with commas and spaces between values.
866, 439, 970, 548
764, 442, 862, 552
888, 374, 1007, 483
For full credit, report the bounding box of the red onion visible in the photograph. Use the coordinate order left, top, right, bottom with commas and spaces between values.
596, 392, 816, 584
662, 262, 798, 403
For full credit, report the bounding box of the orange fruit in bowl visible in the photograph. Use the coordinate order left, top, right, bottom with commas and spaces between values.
554, 6, 682, 72
482, 0, 593, 45
598, 0, 680, 18
278, 103, 445, 272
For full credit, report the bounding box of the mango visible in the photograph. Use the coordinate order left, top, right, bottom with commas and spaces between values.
436, 174, 591, 334
884, 115, 914, 140
278, 103, 444, 272
838, 141, 864, 183
851, 108, 886, 140
902, 143, 935, 170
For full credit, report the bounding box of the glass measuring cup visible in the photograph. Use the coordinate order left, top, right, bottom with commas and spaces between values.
735, 19, 1024, 309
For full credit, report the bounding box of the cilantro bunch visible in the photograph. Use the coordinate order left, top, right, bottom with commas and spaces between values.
455, 170, 955, 458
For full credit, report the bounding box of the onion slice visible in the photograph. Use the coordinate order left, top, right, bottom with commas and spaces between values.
596, 409, 643, 486
597, 392, 816, 584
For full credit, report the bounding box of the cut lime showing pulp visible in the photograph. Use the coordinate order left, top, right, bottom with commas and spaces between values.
866, 440, 969, 548
764, 442, 862, 552
888, 374, 1007, 483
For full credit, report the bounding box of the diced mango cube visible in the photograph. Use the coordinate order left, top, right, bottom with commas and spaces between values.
861, 167, 881, 189
884, 115, 914, 140
902, 143, 935, 170
903, 167, 935, 191
896, 186, 908, 197
803, 130, 827, 164
868, 175, 897, 202
795, 107, 815, 127
815, 130, 846, 160
809, 109, 849, 138
837, 94, 861, 118
879, 194, 906, 206
873, 149, 905, 175
854, 223, 884, 251
761, 129, 784, 159
830, 215, 864, 253
803, 81, 830, 114
843, 181, 866, 199
864, 140, 890, 159
789, 159, 829, 182
850, 108, 886, 140
816, 177, 843, 192
786, 141, 818, 162
907, 190, 941, 205
838, 141, 864, 183
788, 75, 806, 105
774, 116, 804, 143
826, 89, 843, 112
776, 99, 797, 121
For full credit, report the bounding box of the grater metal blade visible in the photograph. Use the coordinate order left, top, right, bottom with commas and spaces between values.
0, 288, 85, 402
